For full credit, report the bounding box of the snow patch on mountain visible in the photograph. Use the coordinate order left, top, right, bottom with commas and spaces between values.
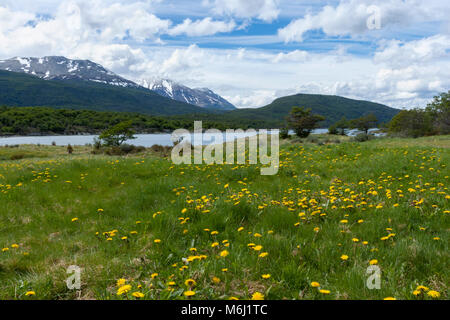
0, 56, 140, 89
140, 78, 236, 110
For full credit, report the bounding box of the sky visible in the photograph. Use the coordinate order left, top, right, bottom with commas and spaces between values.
0, 0, 449, 109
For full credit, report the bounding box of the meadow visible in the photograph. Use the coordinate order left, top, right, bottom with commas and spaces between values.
0, 135, 448, 300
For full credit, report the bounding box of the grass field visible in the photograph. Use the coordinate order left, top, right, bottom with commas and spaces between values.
0, 136, 448, 300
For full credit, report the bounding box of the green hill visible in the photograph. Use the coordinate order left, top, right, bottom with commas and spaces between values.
0, 70, 400, 129
222, 94, 400, 127
0, 70, 208, 116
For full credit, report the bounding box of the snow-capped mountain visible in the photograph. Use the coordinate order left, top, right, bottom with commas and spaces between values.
0, 56, 139, 88
140, 78, 236, 111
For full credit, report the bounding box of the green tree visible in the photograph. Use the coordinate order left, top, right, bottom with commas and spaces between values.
350, 113, 378, 134
328, 124, 338, 135
287, 107, 325, 138
426, 91, 450, 135
99, 120, 136, 147
334, 117, 349, 135
388, 109, 433, 138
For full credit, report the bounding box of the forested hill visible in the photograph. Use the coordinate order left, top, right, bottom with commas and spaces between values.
223, 94, 400, 127
0, 70, 208, 116
0, 70, 400, 130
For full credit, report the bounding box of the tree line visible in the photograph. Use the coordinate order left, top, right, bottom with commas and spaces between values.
283, 91, 449, 139
0, 106, 231, 135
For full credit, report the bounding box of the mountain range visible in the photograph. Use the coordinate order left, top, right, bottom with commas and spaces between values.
0, 56, 139, 88
0, 55, 400, 128
0, 56, 235, 110
0, 69, 207, 115
140, 79, 236, 110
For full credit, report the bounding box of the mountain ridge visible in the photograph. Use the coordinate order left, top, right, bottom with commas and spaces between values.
0, 56, 140, 88
0, 69, 209, 116
226, 93, 400, 126
0, 56, 235, 111
140, 78, 236, 110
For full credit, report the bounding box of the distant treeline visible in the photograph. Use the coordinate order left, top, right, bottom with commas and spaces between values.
388, 91, 449, 137
0, 106, 248, 135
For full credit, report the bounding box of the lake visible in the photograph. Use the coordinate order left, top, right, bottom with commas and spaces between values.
0, 128, 381, 147
0, 130, 280, 147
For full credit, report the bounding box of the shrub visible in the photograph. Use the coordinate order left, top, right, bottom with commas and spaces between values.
10, 153, 25, 160
280, 128, 290, 139
328, 124, 338, 135
354, 133, 370, 142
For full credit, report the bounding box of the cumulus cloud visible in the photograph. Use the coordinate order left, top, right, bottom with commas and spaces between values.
0, 6, 34, 33
225, 90, 278, 109
278, 0, 449, 43
0, 0, 172, 58
272, 50, 309, 63
169, 18, 236, 37
0, 0, 448, 111
204, 0, 280, 22
374, 35, 450, 68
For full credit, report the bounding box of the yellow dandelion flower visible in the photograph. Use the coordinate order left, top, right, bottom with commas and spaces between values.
220, 250, 229, 257
132, 292, 145, 298
116, 278, 127, 287
117, 285, 132, 296
427, 290, 440, 298
185, 279, 197, 287
251, 292, 264, 300
184, 290, 196, 297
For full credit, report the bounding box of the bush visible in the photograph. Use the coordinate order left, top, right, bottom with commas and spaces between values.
354, 133, 370, 142
306, 136, 318, 144
328, 124, 338, 135
10, 153, 25, 160
120, 144, 135, 154
280, 128, 290, 139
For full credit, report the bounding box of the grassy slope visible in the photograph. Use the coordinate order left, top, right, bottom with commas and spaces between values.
0, 70, 207, 116
0, 136, 448, 300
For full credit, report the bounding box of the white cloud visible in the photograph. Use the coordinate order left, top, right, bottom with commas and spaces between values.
0, 0, 173, 58
374, 35, 450, 68
225, 90, 278, 108
272, 50, 309, 63
204, 0, 280, 22
278, 0, 449, 43
0, 0, 448, 111
0, 7, 34, 33
169, 18, 236, 37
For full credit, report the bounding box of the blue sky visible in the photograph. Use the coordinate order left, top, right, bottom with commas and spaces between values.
0, 0, 449, 109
